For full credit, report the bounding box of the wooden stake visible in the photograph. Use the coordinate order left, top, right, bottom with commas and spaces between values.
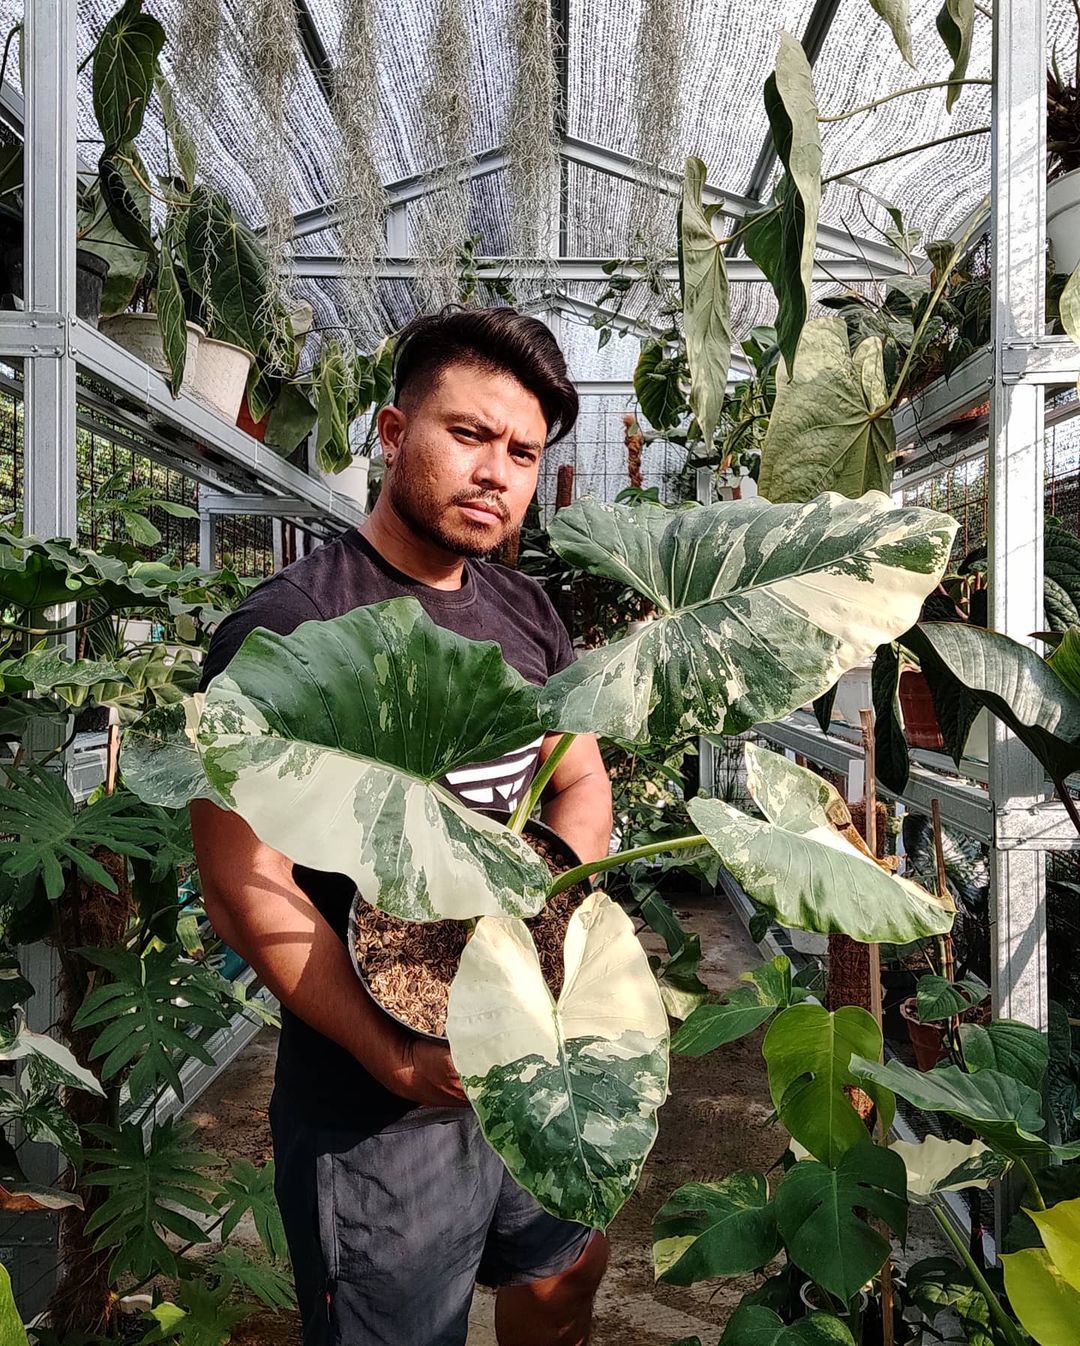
104, 721, 120, 797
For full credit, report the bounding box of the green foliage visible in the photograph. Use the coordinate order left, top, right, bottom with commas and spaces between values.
936, 0, 975, 110
0, 1262, 28, 1346
672, 955, 812, 1056
139, 1273, 258, 1345
906, 1257, 996, 1346
214, 1159, 289, 1263
959, 1019, 1051, 1093
720, 1306, 856, 1346
634, 340, 687, 433
653, 1172, 779, 1285
914, 972, 989, 1022
0, 1082, 81, 1161
91, 0, 166, 150
679, 156, 732, 448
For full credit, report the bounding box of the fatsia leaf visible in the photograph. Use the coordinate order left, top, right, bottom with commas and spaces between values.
760, 33, 822, 371
937, 0, 974, 111
763, 1003, 894, 1165
91, 0, 165, 148
959, 1019, 1049, 1091
540, 493, 957, 743
446, 891, 669, 1228
653, 1172, 780, 1285
634, 341, 686, 433
680, 156, 732, 447
719, 1305, 856, 1346
81, 1119, 222, 1282
889, 1136, 1006, 1202
774, 1142, 907, 1303
672, 954, 811, 1056
193, 599, 551, 922
1001, 1246, 1080, 1346
689, 745, 954, 943
758, 320, 895, 503
214, 1159, 288, 1263
869, 0, 914, 65
0, 1021, 103, 1096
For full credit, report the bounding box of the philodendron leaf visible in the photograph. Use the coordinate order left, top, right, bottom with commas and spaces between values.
0, 1022, 104, 1096
912, 622, 1080, 783
446, 891, 669, 1228
774, 1141, 907, 1304
914, 972, 988, 1022
890, 1135, 1007, 1202
120, 697, 221, 808
689, 745, 954, 943
672, 955, 811, 1056
720, 1305, 856, 1346
541, 493, 957, 743
959, 1019, 1050, 1092
191, 599, 552, 922
680, 156, 732, 448
869, 0, 914, 65
653, 1172, 780, 1285
937, 0, 975, 111
758, 320, 895, 504
872, 641, 908, 794
1029, 1196, 1080, 1292
1001, 1247, 1080, 1346
763, 1003, 894, 1166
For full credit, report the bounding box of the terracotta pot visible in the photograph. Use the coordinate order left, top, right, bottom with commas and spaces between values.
236, 390, 268, 442
900, 996, 946, 1071
898, 668, 945, 751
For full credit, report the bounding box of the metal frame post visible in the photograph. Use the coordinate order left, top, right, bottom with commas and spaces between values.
987, 0, 1047, 1028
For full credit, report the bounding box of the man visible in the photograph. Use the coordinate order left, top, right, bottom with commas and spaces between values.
191, 306, 614, 1346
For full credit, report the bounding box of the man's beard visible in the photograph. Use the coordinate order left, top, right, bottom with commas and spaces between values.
386, 447, 511, 559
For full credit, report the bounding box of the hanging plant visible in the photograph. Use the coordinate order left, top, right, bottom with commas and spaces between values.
506, 0, 560, 280
172, 0, 221, 128
333, 0, 388, 337
632, 0, 688, 270
413, 0, 473, 310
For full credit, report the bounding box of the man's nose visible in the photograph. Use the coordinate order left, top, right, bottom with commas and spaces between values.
472, 442, 509, 490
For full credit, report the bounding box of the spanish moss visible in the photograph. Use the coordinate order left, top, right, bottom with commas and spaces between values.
506, 0, 560, 286
632, 0, 688, 275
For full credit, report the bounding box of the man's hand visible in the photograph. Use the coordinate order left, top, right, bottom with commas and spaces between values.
390, 1035, 469, 1107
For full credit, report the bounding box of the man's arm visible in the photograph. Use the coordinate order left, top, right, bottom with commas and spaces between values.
537, 731, 612, 864
190, 799, 466, 1106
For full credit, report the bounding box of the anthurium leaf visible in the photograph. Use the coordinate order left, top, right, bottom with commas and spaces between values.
761, 33, 822, 371
869, 0, 914, 64
634, 340, 687, 433
0, 1022, 104, 1096
98, 145, 154, 253
680, 156, 731, 447
763, 1003, 894, 1165
91, 0, 165, 148
1001, 1246, 1080, 1346
446, 891, 669, 1228
157, 218, 188, 396
959, 1019, 1049, 1092
264, 380, 318, 455
76, 177, 148, 315
912, 622, 1080, 783
182, 185, 270, 354
890, 1136, 1006, 1202
541, 494, 957, 743
653, 1172, 779, 1285
1043, 530, 1080, 632
690, 745, 954, 944
720, 1305, 856, 1346
937, 0, 974, 111
195, 599, 551, 922
914, 972, 988, 1022
154, 71, 197, 192
873, 641, 908, 794
758, 320, 895, 503
774, 1142, 907, 1303
672, 955, 809, 1056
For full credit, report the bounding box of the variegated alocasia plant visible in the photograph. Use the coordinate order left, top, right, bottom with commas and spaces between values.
121, 490, 957, 1228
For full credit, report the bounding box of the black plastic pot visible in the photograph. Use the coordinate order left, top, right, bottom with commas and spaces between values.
0, 245, 111, 326
347, 812, 582, 1043
880, 967, 920, 1045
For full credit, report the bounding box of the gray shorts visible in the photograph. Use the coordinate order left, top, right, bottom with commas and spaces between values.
270, 1092, 593, 1346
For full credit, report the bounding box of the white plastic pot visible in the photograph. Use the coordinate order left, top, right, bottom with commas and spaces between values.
830, 664, 874, 729
100, 313, 202, 389
320, 455, 370, 511
191, 334, 254, 422
1048, 166, 1080, 275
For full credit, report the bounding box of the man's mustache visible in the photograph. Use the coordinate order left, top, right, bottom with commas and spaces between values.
450, 493, 510, 522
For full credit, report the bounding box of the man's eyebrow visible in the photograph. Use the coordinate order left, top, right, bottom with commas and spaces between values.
447, 411, 544, 453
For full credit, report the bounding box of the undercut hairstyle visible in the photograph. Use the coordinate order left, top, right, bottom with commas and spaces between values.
392, 306, 579, 445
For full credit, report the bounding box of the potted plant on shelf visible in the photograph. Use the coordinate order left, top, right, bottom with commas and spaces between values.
1047, 34, 1080, 275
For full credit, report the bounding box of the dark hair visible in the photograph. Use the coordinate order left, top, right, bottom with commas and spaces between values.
392, 305, 578, 445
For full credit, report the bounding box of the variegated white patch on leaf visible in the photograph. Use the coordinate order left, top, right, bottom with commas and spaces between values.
890, 1136, 1005, 1202
690, 744, 954, 943
120, 694, 222, 807
540, 493, 956, 742
447, 892, 669, 1228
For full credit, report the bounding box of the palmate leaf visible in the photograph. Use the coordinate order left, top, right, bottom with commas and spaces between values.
653, 1172, 780, 1285
672, 955, 812, 1056
447, 891, 669, 1228
73, 946, 234, 1105
689, 745, 954, 944
0, 768, 161, 901
758, 320, 895, 505
680, 157, 732, 447
91, 0, 165, 148
191, 599, 551, 922
540, 493, 956, 743
774, 1141, 907, 1303
210, 1247, 296, 1310
214, 1159, 288, 1263
81, 1119, 223, 1282
140, 1275, 258, 1346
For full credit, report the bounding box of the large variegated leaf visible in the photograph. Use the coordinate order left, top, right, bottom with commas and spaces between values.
689, 745, 954, 943
540, 493, 957, 743
446, 892, 669, 1228
758, 319, 895, 504
120, 697, 221, 808
130, 600, 552, 922
890, 1136, 1005, 1202
680, 156, 731, 448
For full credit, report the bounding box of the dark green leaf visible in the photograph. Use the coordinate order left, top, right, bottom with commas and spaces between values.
634, 341, 686, 432
653, 1172, 780, 1284
959, 1019, 1050, 1092
214, 1159, 288, 1263
91, 0, 165, 148
813, 684, 837, 734
98, 146, 154, 253
936, 0, 974, 111
873, 642, 908, 794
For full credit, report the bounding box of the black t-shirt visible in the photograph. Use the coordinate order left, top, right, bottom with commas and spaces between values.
198, 528, 575, 1127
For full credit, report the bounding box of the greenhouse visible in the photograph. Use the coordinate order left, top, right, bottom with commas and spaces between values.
1, 0, 1078, 1342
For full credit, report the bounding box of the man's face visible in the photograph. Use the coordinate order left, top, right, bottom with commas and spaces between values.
378, 361, 547, 558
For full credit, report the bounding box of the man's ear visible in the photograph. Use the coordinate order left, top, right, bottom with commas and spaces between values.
378, 404, 407, 465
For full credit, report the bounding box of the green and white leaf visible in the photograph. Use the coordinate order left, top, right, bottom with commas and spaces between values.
0, 1021, 104, 1096
758, 320, 895, 504
689, 745, 954, 943
680, 156, 731, 447
653, 1172, 779, 1285
446, 891, 669, 1228
540, 493, 957, 742
890, 1136, 1006, 1202
193, 600, 551, 922
121, 696, 221, 808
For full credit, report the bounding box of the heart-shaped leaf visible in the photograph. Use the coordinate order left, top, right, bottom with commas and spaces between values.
959, 1019, 1050, 1092
540, 494, 957, 743
188, 599, 551, 921
758, 320, 895, 504
653, 1172, 779, 1285
774, 1142, 907, 1303
182, 186, 272, 354
680, 157, 731, 447
720, 1305, 856, 1346
634, 340, 687, 433
1029, 1196, 1080, 1293
915, 972, 988, 1022
446, 891, 669, 1228
91, 0, 166, 149
690, 745, 954, 943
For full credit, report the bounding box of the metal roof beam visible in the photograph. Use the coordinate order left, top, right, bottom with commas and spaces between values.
293, 0, 336, 107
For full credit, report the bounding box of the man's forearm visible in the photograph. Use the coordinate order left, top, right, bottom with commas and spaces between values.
540, 771, 613, 864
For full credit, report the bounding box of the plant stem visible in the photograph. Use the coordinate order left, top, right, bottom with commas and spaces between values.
823, 127, 991, 186
930, 1205, 1028, 1346
1053, 777, 1080, 840
818, 79, 993, 122
508, 731, 576, 834
547, 833, 709, 898
1014, 1156, 1047, 1210
0, 616, 103, 636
